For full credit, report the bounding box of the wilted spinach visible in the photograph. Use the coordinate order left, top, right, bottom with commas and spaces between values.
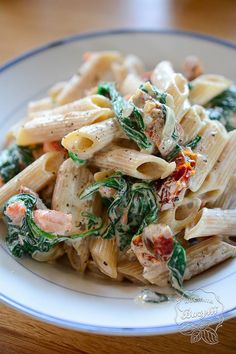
97, 83, 152, 150
3, 194, 102, 258
0, 144, 34, 183
80, 173, 159, 250
206, 86, 236, 131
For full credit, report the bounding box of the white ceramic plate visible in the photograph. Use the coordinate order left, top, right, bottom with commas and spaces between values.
0, 30, 236, 335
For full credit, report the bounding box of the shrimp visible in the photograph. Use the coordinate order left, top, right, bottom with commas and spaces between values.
33, 210, 72, 235
5, 201, 27, 226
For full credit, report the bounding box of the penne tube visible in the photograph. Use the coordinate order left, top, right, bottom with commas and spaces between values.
120, 73, 143, 96
118, 259, 148, 284
30, 94, 112, 120
48, 81, 66, 100
57, 51, 122, 104
32, 244, 65, 262
64, 238, 90, 273
89, 237, 118, 279
192, 130, 236, 202
166, 73, 190, 122
0, 152, 64, 210
52, 159, 94, 232
158, 197, 202, 235
151, 61, 174, 91
62, 118, 124, 159
52, 160, 95, 272
188, 120, 229, 192
28, 97, 55, 115
90, 147, 176, 180
189, 74, 232, 105
16, 108, 113, 145
87, 260, 123, 282
143, 237, 236, 286
185, 208, 236, 240
180, 105, 208, 144
211, 174, 236, 209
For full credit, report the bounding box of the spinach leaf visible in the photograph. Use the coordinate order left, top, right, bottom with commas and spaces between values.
167, 239, 186, 292
139, 82, 167, 104
97, 83, 152, 150
205, 87, 236, 131
81, 173, 159, 250
165, 144, 182, 162
3, 194, 102, 258
186, 135, 202, 149
69, 151, 87, 166
0, 144, 34, 183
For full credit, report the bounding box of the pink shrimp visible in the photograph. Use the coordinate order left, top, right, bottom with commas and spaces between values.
5, 201, 27, 226
33, 210, 72, 235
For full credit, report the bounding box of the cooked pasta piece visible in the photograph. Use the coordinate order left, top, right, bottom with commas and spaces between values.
48, 81, 66, 100
151, 61, 174, 91
87, 260, 123, 281
16, 108, 113, 145
52, 159, 94, 232
89, 237, 118, 279
158, 197, 201, 235
144, 237, 236, 286
194, 130, 236, 201
112, 54, 144, 85
120, 73, 143, 97
90, 147, 176, 180
211, 174, 236, 209
52, 160, 95, 272
32, 244, 65, 262
30, 94, 112, 120
166, 73, 190, 122
188, 120, 229, 192
185, 208, 236, 240
0, 152, 64, 210
189, 74, 232, 105
28, 97, 55, 115
118, 259, 148, 284
57, 51, 122, 104
62, 118, 124, 159
180, 105, 208, 144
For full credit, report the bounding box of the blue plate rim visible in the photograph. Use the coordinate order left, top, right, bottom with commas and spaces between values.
0, 28, 236, 335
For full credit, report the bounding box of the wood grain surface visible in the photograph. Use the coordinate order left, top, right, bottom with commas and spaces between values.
0, 0, 236, 353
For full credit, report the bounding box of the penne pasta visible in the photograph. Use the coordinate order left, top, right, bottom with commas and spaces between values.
30, 94, 112, 120
0, 152, 64, 210
151, 61, 174, 91
62, 118, 124, 159
89, 237, 118, 279
118, 259, 148, 284
180, 105, 208, 144
211, 174, 236, 209
185, 208, 236, 240
189, 74, 232, 105
16, 107, 113, 145
28, 97, 55, 115
188, 120, 229, 192
193, 130, 236, 201
52, 159, 94, 232
90, 147, 176, 180
52, 159, 95, 272
57, 51, 122, 104
158, 197, 202, 235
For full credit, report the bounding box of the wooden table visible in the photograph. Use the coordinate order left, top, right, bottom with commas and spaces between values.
0, 0, 236, 353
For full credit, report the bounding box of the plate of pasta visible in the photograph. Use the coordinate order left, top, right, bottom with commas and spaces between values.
0, 29, 236, 335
